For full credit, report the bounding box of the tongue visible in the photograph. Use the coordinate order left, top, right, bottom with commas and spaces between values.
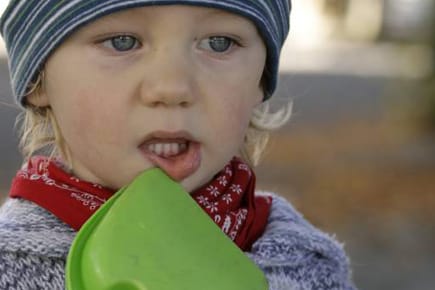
144, 142, 201, 181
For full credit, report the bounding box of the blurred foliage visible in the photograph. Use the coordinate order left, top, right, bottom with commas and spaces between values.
420, 6, 435, 131
396, 2, 435, 133
260, 116, 435, 230
391, 79, 435, 134
323, 0, 348, 15
419, 81, 435, 131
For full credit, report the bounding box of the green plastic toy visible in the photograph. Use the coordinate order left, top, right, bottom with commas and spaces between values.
66, 168, 268, 290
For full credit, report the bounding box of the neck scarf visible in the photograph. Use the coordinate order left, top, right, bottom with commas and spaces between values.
9, 156, 271, 251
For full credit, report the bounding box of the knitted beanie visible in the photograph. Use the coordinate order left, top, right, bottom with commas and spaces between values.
0, 0, 291, 105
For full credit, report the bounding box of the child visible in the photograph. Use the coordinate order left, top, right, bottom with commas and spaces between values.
0, 1, 356, 289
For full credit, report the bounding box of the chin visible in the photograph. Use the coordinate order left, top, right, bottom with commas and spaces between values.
180, 179, 197, 194
182, 170, 218, 193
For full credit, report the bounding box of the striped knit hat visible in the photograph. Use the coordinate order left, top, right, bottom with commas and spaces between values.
0, 0, 291, 105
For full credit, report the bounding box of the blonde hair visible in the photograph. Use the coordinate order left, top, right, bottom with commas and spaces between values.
18, 104, 71, 164
18, 75, 72, 166
18, 75, 292, 168
241, 100, 292, 166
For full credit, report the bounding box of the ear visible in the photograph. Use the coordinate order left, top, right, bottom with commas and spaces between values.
26, 92, 49, 107
26, 85, 50, 107
254, 87, 265, 106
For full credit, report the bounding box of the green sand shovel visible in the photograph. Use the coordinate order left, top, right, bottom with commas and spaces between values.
66, 168, 268, 290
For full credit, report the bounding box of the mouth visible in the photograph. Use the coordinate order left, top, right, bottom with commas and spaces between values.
145, 140, 189, 158
138, 131, 202, 181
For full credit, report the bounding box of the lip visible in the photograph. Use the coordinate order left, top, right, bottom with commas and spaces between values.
138, 130, 197, 146
137, 130, 202, 181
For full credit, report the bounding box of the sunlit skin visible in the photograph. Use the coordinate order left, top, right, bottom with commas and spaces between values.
28, 5, 266, 192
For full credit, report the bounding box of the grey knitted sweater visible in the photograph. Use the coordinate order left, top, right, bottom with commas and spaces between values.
0, 193, 356, 290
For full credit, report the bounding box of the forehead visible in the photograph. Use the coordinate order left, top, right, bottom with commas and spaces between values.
81, 5, 259, 31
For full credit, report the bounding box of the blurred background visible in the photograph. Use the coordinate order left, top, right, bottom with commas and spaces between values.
0, 0, 434, 289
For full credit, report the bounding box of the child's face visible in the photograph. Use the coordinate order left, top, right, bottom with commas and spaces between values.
32, 5, 266, 191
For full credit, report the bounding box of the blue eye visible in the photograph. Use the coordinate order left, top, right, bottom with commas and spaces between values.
102, 35, 140, 52
199, 36, 235, 53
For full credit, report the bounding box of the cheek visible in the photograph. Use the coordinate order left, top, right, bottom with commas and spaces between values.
50, 87, 128, 148
205, 68, 262, 134
226, 101, 252, 131
45, 54, 129, 140
208, 90, 260, 147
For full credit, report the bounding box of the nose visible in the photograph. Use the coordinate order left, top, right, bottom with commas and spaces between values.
139, 47, 196, 108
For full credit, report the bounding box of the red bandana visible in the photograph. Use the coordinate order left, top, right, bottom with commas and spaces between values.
9, 156, 271, 251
